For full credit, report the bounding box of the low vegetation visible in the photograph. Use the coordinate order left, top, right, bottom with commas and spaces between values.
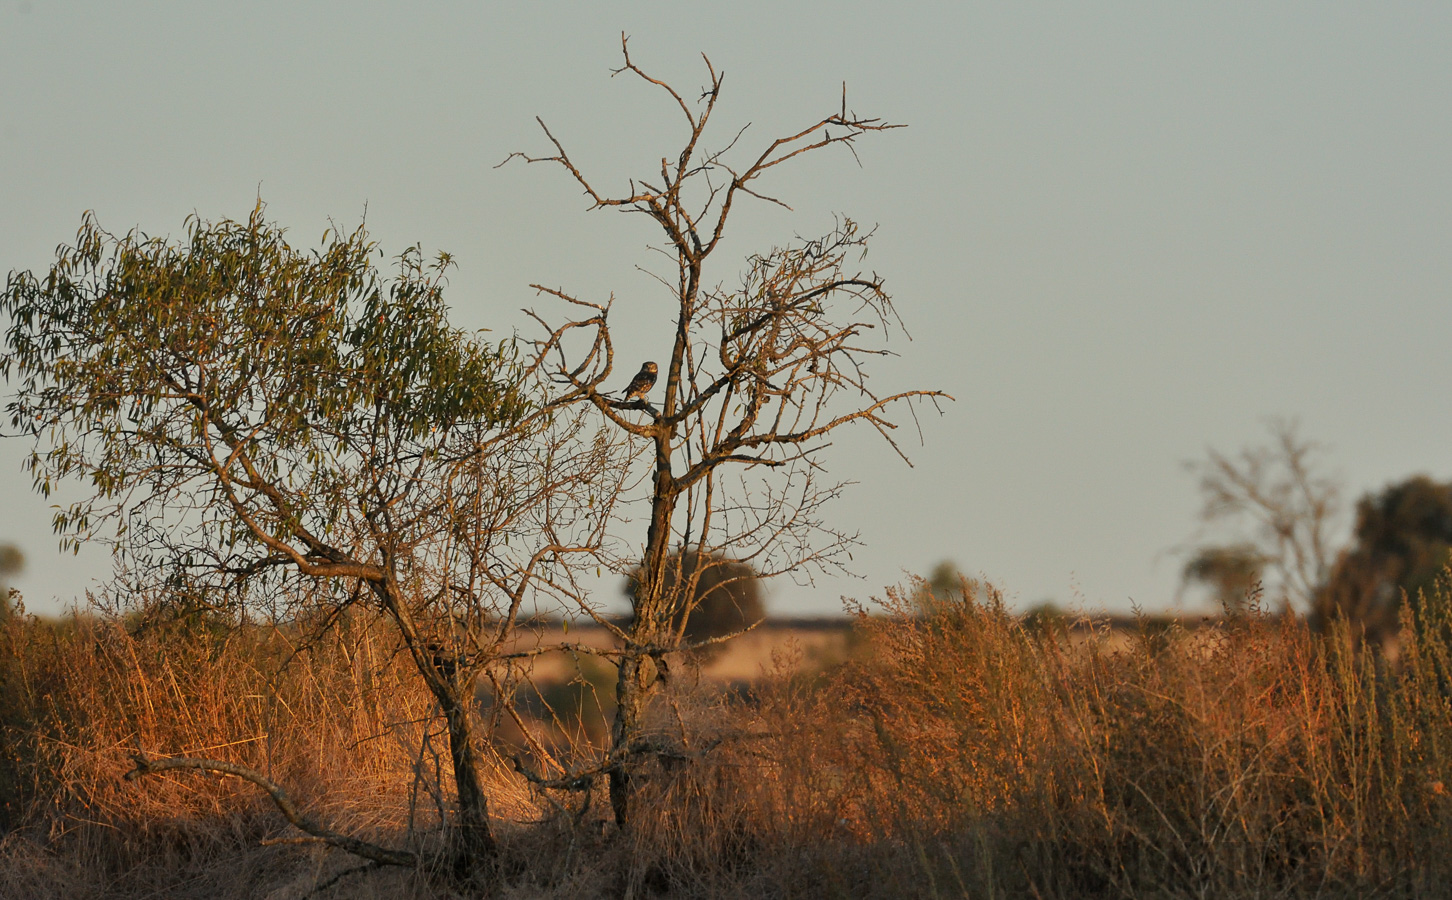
3, 571, 1450, 898
4, 39, 1450, 899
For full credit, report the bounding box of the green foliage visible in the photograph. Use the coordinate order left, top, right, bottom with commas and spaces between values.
1, 203, 527, 599
1315, 475, 1452, 642
1, 202, 631, 866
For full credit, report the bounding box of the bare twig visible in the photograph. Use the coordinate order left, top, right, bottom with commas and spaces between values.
508, 41, 946, 828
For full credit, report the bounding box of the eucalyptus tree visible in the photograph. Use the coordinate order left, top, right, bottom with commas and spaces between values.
1, 205, 626, 868
510, 38, 949, 825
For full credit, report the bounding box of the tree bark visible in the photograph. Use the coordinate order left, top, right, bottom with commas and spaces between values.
373, 578, 497, 863
609, 652, 643, 826
440, 692, 498, 863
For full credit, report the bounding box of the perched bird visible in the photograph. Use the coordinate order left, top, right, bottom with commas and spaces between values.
621, 361, 658, 403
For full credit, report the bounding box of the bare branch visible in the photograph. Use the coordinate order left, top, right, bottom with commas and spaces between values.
510, 44, 942, 828
125, 753, 416, 868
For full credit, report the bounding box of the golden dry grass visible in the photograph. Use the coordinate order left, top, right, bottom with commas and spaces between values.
4, 576, 1452, 898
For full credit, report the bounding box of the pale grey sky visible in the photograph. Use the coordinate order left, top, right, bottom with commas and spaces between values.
3, 2, 1450, 616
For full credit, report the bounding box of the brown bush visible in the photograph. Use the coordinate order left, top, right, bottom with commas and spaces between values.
0, 605, 530, 898
5, 574, 1452, 898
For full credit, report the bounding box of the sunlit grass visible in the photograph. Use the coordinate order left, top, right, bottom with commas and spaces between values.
3, 574, 1451, 897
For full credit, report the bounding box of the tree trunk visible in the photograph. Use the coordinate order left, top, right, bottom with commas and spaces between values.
609, 653, 644, 826
609, 466, 676, 827
441, 692, 498, 864
374, 579, 497, 864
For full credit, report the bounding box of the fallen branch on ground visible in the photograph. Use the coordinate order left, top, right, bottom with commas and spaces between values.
124, 752, 416, 867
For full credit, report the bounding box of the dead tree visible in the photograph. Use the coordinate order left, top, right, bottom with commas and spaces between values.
1186, 419, 1342, 614
507, 37, 949, 826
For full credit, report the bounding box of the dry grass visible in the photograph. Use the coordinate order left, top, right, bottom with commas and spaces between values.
4, 576, 1452, 898
0, 607, 528, 898
768, 583, 1452, 898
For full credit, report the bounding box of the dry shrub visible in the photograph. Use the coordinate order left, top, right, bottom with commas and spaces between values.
6, 574, 1452, 899
0, 604, 529, 899
734, 575, 1452, 898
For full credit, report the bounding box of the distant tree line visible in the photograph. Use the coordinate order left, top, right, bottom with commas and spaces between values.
0, 544, 20, 621
1183, 420, 1452, 644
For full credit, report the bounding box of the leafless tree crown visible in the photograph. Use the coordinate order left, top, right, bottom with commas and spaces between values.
503, 36, 949, 825
1186, 419, 1342, 613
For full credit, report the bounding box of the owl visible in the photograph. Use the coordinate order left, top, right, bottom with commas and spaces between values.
622, 361, 658, 402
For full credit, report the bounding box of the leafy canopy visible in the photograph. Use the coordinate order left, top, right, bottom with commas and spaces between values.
2, 204, 527, 586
